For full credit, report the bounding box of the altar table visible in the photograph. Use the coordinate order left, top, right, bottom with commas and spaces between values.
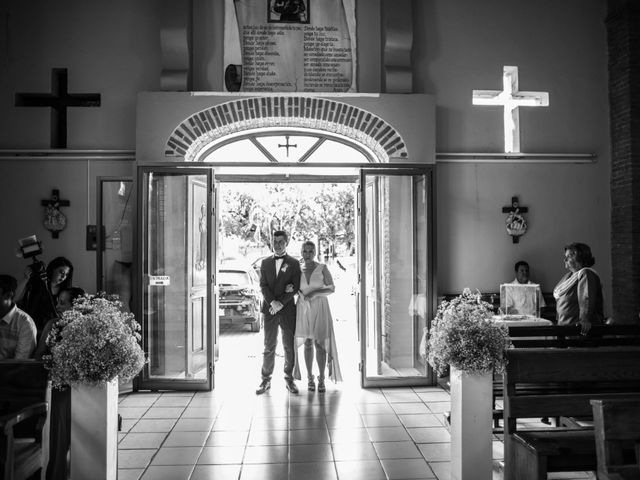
492, 315, 553, 327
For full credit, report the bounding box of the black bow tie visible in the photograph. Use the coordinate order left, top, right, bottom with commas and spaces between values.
274, 254, 285, 259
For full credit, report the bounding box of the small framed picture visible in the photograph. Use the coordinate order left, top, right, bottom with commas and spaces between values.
268, 0, 310, 24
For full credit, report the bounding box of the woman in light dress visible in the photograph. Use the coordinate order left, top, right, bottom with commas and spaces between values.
290, 241, 342, 392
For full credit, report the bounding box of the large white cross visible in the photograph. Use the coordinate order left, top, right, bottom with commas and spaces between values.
472, 66, 549, 153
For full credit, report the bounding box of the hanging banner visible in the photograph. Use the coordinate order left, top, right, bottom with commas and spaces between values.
224, 0, 356, 92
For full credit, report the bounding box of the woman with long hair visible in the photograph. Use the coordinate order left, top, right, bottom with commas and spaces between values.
17, 256, 73, 334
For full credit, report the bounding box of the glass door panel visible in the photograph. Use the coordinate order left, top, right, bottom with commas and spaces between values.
97, 178, 133, 310
138, 167, 213, 390
359, 167, 434, 387
97, 177, 134, 392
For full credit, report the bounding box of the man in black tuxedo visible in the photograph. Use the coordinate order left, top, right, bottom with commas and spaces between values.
256, 230, 301, 394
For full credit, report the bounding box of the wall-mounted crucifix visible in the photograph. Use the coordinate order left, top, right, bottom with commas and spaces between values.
278, 135, 298, 157
41, 189, 70, 238
472, 66, 549, 153
15, 68, 101, 148
502, 196, 528, 243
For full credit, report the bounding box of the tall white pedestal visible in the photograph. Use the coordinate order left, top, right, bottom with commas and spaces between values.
450, 367, 492, 480
70, 380, 118, 480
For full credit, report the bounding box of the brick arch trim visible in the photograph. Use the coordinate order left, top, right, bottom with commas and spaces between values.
165, 96, 409, 162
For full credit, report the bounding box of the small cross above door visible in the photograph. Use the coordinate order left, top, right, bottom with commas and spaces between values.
278, 135, 298, 157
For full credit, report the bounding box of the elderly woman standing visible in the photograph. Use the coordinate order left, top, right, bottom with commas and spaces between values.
553, 242, 604, 334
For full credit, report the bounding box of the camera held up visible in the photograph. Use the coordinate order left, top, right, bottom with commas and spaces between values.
17, 235, 47, 278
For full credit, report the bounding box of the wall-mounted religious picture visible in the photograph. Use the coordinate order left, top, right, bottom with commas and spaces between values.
268, 0, 310, 24
41, 189, 70, 238
502, 196, 529, 243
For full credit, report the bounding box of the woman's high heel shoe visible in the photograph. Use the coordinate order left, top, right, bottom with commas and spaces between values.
317, 378, 326, 393
308, 376, 316, 391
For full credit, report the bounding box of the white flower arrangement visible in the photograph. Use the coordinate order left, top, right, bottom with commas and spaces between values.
426, 288, 512, 376
45, 293, 146, 389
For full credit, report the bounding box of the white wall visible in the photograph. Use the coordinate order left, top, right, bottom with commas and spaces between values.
413, 0, 612, 308
0, 0, 614, 314
0, 160, 133, 293
0, 0, 161, 149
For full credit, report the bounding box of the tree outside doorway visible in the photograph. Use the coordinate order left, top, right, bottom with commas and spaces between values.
220, 182, 355, 261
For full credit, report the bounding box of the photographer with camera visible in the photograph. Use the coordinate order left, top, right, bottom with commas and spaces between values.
0, 274, 37, 359
16, 256, 74, 336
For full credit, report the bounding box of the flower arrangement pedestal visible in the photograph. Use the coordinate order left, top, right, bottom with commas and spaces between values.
70, 379, 118, 480
450, 367, 492, 480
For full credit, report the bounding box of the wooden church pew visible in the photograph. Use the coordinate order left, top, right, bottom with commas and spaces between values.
502, 347, 640, 480
591, 398, 640, 480
0, 360, 49, 480
490, 324, 640, 432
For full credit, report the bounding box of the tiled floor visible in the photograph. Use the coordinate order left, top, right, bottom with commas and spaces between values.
116, 323, 595, 480
118, 381, 458, 480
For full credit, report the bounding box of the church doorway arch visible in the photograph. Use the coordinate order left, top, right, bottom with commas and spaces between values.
163, 96, 409, 164
136, 94, 435, 392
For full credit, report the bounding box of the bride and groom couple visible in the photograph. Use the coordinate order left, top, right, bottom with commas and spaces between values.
255, 230, 343, 395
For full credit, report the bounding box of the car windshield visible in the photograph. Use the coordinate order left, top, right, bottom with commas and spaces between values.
219, 270, 251, 286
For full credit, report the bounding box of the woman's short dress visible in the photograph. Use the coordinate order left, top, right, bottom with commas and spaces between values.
294, 263, 343, 382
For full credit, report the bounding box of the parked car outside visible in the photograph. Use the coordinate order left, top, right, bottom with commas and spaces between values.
251, 255, 267, 279
218, 261, 262, 332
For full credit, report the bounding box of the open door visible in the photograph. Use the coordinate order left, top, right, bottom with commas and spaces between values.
97, 177, 134, 392
359, 166, 435, 388
137, 167, 215, 391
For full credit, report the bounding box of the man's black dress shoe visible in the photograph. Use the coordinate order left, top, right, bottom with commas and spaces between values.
256, 380, 271, 395
285, 380, 299, 394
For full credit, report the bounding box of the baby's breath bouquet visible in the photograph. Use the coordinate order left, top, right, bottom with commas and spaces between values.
45, 293, 146, 389
426, 288, 512, 376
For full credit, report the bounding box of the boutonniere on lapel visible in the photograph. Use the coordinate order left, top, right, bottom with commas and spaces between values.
280, 263, 289, 273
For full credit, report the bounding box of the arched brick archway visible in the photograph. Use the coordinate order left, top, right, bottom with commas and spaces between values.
164, 96, 409, 163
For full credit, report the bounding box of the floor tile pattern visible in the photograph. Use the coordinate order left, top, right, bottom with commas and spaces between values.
116, 324, 596, 479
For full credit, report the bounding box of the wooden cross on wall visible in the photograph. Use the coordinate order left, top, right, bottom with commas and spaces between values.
15, 68, 101, 148
502, 196, 528, 244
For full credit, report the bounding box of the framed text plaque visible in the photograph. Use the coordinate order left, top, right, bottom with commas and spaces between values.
224, 0, 356, 92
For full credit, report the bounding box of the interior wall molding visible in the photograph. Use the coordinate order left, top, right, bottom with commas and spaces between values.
0, 150, 595, 164
0, 150, 135, 161
436, 153, 597, 164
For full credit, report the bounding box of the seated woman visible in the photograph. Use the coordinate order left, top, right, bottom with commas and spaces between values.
33, 286, 85, 360
17, 256, 74, 336
553, 242, 604, 334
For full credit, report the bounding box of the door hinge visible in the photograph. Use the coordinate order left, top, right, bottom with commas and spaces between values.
358, 362, 362, 372
209, 362, 214, 375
